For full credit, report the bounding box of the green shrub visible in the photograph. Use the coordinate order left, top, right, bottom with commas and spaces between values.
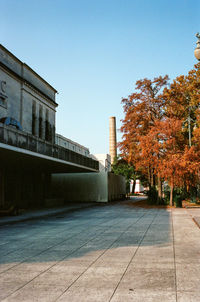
174, 194, 182, 208
147, 187, 158, 205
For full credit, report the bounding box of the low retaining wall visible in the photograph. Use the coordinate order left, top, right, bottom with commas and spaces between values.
51, 172, 126, 202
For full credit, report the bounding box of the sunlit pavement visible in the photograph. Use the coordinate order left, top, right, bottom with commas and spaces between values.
0, 202, 200, 302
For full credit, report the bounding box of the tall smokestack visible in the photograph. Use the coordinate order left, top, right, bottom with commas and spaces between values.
109, 116, 117, 164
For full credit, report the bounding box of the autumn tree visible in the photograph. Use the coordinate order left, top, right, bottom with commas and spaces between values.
119, 64, 200, 205
162, 62, 200, 202
120, 76, 169, 192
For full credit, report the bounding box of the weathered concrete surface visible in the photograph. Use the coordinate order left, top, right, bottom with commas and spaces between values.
51, 171, 126, 202
0, 203, 199, 301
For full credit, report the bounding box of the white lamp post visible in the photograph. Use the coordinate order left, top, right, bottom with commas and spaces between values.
194, 33, 200, 61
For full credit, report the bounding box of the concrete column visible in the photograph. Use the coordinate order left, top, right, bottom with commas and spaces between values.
109, 116, 117, 164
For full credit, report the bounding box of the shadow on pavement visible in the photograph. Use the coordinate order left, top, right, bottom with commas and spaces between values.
0, 199, 171, 267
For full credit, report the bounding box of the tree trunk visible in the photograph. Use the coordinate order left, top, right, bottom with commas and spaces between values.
132, 180, 136, 194
150, 168, 154, 187
152, 170, 156, 187
148, 166, 151, 189
158, 174, 162, 199
170, 180, 174, 206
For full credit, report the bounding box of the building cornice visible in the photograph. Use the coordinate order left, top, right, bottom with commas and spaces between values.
0, 44, 57, 93
0, 62, 58, 107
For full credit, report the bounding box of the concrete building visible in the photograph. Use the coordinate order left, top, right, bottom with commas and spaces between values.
0, 44, 98, 209
91, 154, 111, 172
0, 45, 57, 143
55, 133, 90, 157
0, 45, 126, 209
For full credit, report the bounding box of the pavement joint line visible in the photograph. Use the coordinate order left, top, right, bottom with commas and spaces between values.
1, 213, 124, 300
0, 221, 90, 260
0, 212, 120, 275
108, 209, 160, 302
171, 209, 178, 302
192, 217, 200, 229
184, 207, 200, 229
0, 220, 98, 271
54, 211, 148, 302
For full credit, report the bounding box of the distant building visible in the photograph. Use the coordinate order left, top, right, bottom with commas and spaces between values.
55, 134, 90, 157
91, 154, 111, 172
130, 179, 144, 194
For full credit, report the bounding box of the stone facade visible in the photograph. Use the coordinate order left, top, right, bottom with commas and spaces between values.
0, 45, 57, 143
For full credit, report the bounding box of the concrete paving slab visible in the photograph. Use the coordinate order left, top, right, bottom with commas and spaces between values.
110, 289, 176, 302
0, 263, 18, 274
177, 291, 200, 302
2, 283, 66, 302
56, 287, 114, 302
12, 261, 57, 273
176, 263, 200, 292
32, 270, 79, 286
0, 203, 97, 226
119, 268, 176, 291
130, 259, 174, 269
0, 281, 26, 301
0, 203, 200, 301
0, 270, 39, 283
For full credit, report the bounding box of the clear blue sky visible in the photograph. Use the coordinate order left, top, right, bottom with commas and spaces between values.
1, 0, 199, 154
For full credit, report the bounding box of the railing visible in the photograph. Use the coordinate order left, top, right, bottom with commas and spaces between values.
0, 124, 99, 171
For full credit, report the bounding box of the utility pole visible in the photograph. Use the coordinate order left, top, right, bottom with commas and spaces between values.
188, 106, 192, 148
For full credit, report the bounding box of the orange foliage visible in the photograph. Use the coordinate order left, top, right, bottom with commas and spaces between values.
120, 64, 200, 195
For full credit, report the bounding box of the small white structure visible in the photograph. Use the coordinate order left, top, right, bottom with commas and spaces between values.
130, 179, 144, 193
134, 179, 144, 193
91, 154, 111, 172
55, 133, 90, 157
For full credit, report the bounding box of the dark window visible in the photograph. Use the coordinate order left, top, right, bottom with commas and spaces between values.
45, 109, 49, 141
32, 101, 36, 135
39, 105, 43, 139
0, 95, 7, 108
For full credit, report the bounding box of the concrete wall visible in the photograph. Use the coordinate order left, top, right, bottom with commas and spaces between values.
108, 173, 126, 201
51, 172, 126, 203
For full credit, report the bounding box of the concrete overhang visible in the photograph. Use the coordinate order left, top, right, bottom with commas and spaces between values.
0, 143, 98, 173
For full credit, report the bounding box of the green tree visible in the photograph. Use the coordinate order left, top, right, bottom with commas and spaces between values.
112, 156, 137, 194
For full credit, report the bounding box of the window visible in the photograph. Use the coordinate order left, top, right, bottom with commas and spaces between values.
0, 81, 7, 109
45, 109, 49, 141
39, 105, 43, 139
32, 101, 36, 135
0, 95, 7, 109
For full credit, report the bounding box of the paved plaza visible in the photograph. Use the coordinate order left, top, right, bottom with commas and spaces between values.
0, 201, 200, 302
